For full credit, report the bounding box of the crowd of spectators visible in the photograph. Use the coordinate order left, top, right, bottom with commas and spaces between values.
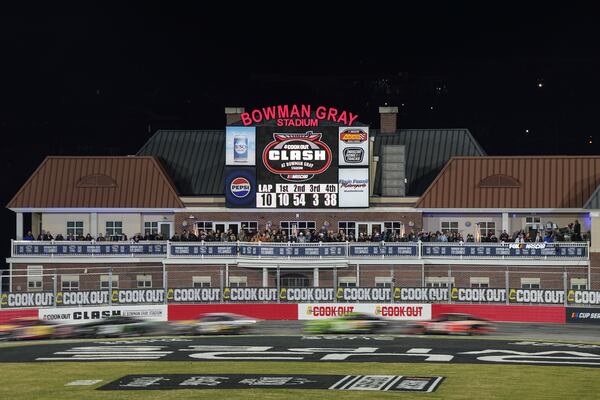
22, 220, 588, 244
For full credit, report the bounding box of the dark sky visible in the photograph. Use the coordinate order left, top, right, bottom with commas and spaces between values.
1, 4, 599, 263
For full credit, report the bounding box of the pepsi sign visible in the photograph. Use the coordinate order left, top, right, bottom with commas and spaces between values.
225, 168, 256, 208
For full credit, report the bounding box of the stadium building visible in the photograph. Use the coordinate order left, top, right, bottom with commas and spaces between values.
2, 105, 598, 309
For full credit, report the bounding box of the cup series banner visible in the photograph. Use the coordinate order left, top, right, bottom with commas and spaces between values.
224, 107, 369, 209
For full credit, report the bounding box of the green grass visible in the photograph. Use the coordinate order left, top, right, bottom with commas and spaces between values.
0, 361, 599, 400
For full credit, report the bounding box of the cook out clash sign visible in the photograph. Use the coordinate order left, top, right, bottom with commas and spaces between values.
241, 104, 359, 127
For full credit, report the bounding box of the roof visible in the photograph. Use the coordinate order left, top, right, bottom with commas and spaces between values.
7, 156, 184, 209
417, 156, 600, 209
137, 130, 225, 195
137, 128, 485, 196
372, 129, 485, 196
584, 184, 600, 209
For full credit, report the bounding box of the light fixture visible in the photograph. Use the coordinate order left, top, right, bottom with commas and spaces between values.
188, 215, 195, 219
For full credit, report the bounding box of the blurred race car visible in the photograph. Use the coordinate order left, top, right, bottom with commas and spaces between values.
305, 312, 387, 334
405, 313, 494, 335
171, 313, 257, 335
0, 317, 73, 340
72, 316, 159, 338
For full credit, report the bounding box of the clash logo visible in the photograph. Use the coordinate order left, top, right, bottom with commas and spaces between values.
230, 177, 251, 198
262, 131, 332, 182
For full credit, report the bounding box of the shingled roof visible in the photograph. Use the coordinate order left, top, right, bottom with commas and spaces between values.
7, 156, 184, 209
137, 128, 485, 196
417, 156, 600, 209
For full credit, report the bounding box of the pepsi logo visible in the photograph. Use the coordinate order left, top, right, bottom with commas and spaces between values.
230, 177, 251, 198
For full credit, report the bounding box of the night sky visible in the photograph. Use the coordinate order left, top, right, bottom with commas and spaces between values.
1, 4, 598, 264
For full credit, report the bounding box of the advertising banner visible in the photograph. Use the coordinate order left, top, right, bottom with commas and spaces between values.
39, 305, 168, 324
222, 287, 280, 302
566, 290, 600, 305
450, 288, 507, 303
224, 167, 256, 208
238, 244, 346, 257
55, 290, 110, 306
13, 243, 167, 256
111, 289, 165, 304
422, 243, 586, 258
338, 168, 369, 207
167, 288, 222, 303
338, 127, 369, 166
1, 292, 55, 308
226, 126, 256, 166
298, 303, 431, 320
566, 307, 600, 324
170, 243, 238, 257
508, 289, 565, 304
393, 287, 449, 302
348, 243, 418, 257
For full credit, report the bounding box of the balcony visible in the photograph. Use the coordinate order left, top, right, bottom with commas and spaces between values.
10, 240, 589, 260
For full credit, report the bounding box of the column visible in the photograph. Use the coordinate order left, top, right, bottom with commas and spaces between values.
356, 263, 360, 287
502, 212, 509, 234
262, 267, 268, 287
16, 212, 23, 240
313, 268, 319, 287
91, 212, 98, 238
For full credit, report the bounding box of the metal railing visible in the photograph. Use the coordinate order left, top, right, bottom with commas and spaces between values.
10, 240, 589, 260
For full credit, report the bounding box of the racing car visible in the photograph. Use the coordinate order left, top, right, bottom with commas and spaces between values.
0, 317, 73, 340
405, 313, 495, 335
72, 316, 159, 338
170, 312, 257, 335
305, 312, 388, 334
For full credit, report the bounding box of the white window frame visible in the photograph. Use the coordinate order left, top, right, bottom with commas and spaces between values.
426, 276, 455, 288
338, 277, 357, 288
193, 276, 212, 288
136, 274, 152, 288
375, 276, 393, 288
100, 274, 119, 289
338, 221, 356, 237
66, 221, 84, 236
280, 221, 316, 236
105, 221, 123, 236
240, 221, 258, 233
27, 265, 43, 292
229, 276, 247, 287
195, 221, 213, 233
384, 221, 404, 234
470, 277, 490, 288
61, 274, 80, 291
144, 222, 159, 236
440, 221, 459, 234
478, 222, 496, 237
570, 278, 587, 290
521, 277, 541, 289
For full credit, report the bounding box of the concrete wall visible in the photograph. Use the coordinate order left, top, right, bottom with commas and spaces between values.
97, 213, 142, 237
42, 213, 91, 236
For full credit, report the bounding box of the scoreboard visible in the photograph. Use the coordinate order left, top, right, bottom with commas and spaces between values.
225, 121, 369, 209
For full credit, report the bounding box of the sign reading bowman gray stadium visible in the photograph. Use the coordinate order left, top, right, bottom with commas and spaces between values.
99, 374, 444, 393
4, 287, 600, 308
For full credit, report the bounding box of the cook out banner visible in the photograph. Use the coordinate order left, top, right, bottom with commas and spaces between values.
38, 305, 168, 324
3, 288, 600, 308
298, 303, 431, 320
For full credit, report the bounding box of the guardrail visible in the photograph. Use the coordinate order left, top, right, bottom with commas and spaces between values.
11, 240, 589, 259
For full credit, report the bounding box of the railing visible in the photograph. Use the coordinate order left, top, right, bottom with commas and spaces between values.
11, 240, 589, 260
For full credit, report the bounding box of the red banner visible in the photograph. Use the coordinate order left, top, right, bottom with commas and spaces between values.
433, 304, 565, 323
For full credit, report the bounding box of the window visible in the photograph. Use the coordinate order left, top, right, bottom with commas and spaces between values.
27, 266, 43, 292
375, 277, 393, 288
137, 275, 152, 288
426, 277, 455, 288
338, 277, 357, 288
521, 277, 540, 289
478, 222, 496, 237
229, 276, 247, 287
144, 222, 158, 236
571, 278, 587, 290
105, 221, 123, 236
525, 216, 542, 230
240, 221, 258, 233
441, 221, 458, 234
100, 275, 119, 289
281, 274, 310, 287
67, 221, 84, 236
61, 275, 79, 291
193, 276, 211, 288
280, 221, 316, 236
470, 277, 490, 288
338, 221, 356, 236
195, 221, 213, 232
384, 221, 403, 234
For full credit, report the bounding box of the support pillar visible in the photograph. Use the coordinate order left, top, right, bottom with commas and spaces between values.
91, 212, 98, 238
16, 213, 23, 240
313, 268, 319, 287
262, 267, 268, 288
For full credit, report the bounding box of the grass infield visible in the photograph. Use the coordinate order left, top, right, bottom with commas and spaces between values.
0, 361, 598, 400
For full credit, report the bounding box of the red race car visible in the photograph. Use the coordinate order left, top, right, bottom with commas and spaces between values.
405, 313, 495, 335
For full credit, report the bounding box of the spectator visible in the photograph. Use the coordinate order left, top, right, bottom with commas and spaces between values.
96, 233, 106, 242
23, 231, 35, 240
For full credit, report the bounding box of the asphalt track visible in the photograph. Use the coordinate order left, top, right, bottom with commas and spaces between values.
1, 322, 599, 367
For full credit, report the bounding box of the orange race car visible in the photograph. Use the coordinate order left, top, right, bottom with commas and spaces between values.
0, 317, 73, 340
405, 313, 495, 335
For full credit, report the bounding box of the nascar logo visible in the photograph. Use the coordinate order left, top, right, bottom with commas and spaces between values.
340, 129, 367, 143
230, 177, 251, 198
